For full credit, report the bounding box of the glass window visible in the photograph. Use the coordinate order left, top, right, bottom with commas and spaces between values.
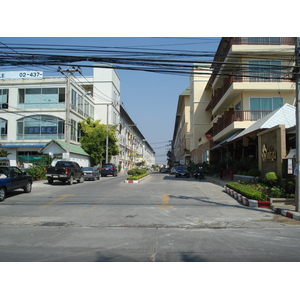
248, 37, 280, 44
17, 115, 64, 140
0, 118, 7, 138
250, 97, 283, 120
59, 88, 65, 102
249, 60, 281, 82
0, 89, 9, 104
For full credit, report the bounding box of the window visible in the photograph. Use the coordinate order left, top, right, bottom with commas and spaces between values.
0, 89, 9, 106
0, 118, 7, 139
70, 119, 77, 141
250, 97, 283, 120
247, 37, 280, 44
18, 88, 65, 106
71, 89, 77, 109
17, 115, 64, 140
248, 60, 282, 82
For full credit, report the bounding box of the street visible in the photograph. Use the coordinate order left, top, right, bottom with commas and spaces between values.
1, 172, 300, 262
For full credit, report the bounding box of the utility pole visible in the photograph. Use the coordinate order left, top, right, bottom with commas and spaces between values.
295, 38, 300, 212
57, 67, 81, 160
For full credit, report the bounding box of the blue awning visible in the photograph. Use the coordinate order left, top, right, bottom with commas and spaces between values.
0, 143, 47, 148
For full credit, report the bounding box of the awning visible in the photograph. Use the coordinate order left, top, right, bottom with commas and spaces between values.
210, 131, 243, 151
1, 143, 47, 148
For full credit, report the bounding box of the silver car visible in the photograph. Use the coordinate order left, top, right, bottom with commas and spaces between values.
82, 167, 100, 181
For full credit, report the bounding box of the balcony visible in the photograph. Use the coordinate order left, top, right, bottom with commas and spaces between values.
207, 73, 292, 111
213, 110, 272, 136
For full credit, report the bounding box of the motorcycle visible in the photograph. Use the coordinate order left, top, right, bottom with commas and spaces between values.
193, 167, 204, 180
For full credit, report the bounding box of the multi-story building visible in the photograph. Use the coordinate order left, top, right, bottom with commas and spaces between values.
206, 37, 296, 177
172, 87, 190, 165
189, 64, 212, 164
119, 106, 155, 171
0, 66, 155, 170
172, 37, 296, 178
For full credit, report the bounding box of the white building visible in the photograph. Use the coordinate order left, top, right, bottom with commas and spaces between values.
0, 66, 155, 170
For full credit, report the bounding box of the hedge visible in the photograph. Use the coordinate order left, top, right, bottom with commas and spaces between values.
226, 182, 268, 201
127, 173, 149, 180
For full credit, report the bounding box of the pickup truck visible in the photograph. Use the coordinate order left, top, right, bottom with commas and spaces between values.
46, 161, 84, 185
0, 166, 33, 202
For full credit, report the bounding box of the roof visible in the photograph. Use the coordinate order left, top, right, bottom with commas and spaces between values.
232, 104, 296, 142
39, 140, 89, 156
1, 142, 47, 148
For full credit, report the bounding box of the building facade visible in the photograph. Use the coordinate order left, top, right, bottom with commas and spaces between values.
171, 37, 296, 179
0, 66, 155, 170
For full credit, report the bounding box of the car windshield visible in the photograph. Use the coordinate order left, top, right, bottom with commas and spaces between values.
83, 167, 93, 171
177, 166, 187, 170
103, 164, 113, 168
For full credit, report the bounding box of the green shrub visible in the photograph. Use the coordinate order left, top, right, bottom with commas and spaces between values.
247, 169, 261, 177
265, 172, 278, 185
127, 168, 147, 176
270, 186, 284, 198
226, 182, 268, 201
127, 173, 149, 180
26, 165, 47, 180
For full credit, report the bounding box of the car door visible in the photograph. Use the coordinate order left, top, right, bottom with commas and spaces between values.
10, 167, 26, 189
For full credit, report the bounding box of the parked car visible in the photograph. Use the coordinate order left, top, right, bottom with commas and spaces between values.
0, 166, 33, 202
175, 166, 190, 178
46, 161, 84, 185
101, 163, 118, 177
170, 166, 177, 174
82, 167, 100, 181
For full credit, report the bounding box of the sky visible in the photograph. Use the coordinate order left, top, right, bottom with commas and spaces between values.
0, 36, 221, 164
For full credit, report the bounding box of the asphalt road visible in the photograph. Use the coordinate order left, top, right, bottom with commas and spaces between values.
1, 172, 300, 262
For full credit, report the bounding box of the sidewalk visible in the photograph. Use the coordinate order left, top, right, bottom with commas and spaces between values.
205, 175, 300, 221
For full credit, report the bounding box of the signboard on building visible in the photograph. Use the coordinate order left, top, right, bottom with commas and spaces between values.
0, 71, 43, 80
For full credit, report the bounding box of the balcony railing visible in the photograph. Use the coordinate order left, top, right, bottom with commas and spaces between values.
213, 110, 273, 136
208, 73, 292, 110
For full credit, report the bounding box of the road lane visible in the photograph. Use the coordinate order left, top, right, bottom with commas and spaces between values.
1, 172, 300, 261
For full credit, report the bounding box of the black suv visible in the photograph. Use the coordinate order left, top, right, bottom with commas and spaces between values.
175, 166, 190, 178
101, 163, 118, 177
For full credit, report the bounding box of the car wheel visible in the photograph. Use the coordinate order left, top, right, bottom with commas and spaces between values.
68, 176, 74, 185
23, 181, 32, 193
78, 175, 84, 183
48, 178, 53, 184
0, 187, 6, 202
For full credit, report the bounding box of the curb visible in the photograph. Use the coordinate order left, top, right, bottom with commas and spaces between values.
271, 206, 300, 220
124, 175, 150, 184
224, 186, 270, 208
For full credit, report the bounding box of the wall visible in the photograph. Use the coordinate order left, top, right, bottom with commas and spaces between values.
258, 125, 286, 178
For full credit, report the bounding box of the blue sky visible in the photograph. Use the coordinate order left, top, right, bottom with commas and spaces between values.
0, 37, 221, 163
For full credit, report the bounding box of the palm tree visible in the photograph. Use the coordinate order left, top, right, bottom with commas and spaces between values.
0, 149, 11, 157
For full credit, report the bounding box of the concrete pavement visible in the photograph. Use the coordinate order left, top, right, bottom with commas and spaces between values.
31, 175, 300, 221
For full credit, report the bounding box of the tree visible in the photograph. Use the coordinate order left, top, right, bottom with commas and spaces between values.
0, 149, 11, 157
79, 117, 119, 165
